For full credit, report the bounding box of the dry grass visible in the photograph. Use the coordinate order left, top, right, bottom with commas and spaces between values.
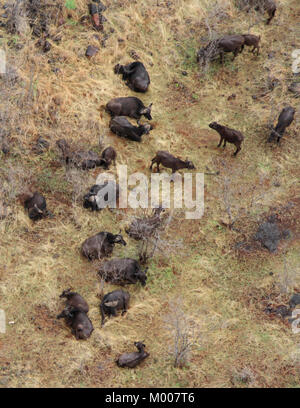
0, 0, 299, 387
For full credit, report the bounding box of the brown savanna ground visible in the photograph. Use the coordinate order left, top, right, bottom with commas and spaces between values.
0, 0, 299, 387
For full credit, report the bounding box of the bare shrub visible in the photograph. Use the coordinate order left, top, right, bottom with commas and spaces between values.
213, 159, 268, 230
65, 168, 94, 206
164, 299, 197, 368
0, 162, 33, 205
126, 208, 181, 264
6, 0, 64, 36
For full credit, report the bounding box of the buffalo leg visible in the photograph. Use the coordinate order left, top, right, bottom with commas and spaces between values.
233, 49, 239, 60
234, 145, 241, 156
220, 51, 224, 65
266, 10, 275, 25
223, 140, 227, 148
150, 158, 156, 171
218, 137, 223, 147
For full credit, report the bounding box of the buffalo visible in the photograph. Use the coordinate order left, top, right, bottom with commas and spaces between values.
106, 97, 153, 121
83, 181, 120, 211
22, 191, 50, 221
81, 232, 126, 261
241, 0, 276, 25
109, 116, 152, 142
268, 106, 295, 143
150, 151, 195, 175
116, 342, 149, 368
114, 61, 150, 93
100, 146, 116, 169
98, 258, 148, 286
57, 306, 94, 340
197, 35, 245, 66
56, 139, 103, 170
100, 289, 130, 326
209, 122, 244, 156
59, 289, 89, 313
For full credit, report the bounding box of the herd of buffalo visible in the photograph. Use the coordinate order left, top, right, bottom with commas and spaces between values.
15, 0, 297, 368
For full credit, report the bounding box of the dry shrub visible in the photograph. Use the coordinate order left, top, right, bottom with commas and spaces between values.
164, 298, 198, 368
6, 0, 65, 36
125, 208, 181, 264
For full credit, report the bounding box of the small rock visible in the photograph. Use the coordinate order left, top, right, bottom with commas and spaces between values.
85, 45, 99, 58
181, 71, 187, 76
228, 93, 236, 101
43, 41, 51, 53
1, 142, 9, 154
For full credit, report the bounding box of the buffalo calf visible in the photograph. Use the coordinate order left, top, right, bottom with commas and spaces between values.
209, 122, 244, 156
150, 151, 195, 175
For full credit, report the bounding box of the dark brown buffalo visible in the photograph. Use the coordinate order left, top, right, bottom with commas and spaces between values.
109, 116, 152, 142
197, 35, 245, 66
268, 106, 295, 143
114, 61, 150, 93
23, 192, 49, 221
209, 122, 244, 156
59, 289, 89, 313
100, 290, 130, 326
56, 139, 103, 170
100, 146, 116, 169
150, 151, 195, 174
81, 232, 126, 260
57, 307, 94, 340
116, 342, 149, 368
243, 0, 277, 24
83, 181, 120, 211
106, 97, 153, 120
98, 258, 148, 286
